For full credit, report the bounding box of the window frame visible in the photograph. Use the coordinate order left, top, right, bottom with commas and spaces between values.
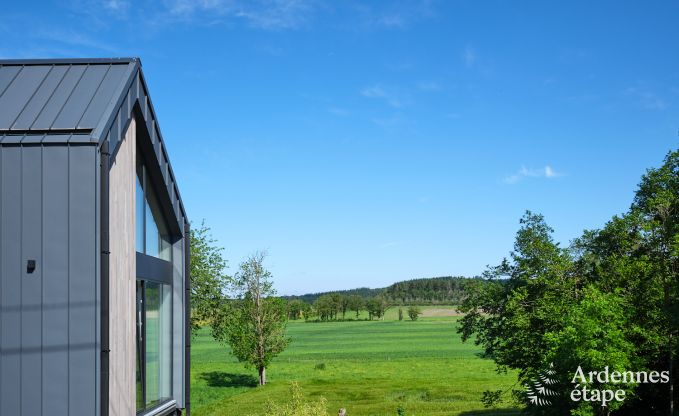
135, 144, 176, 415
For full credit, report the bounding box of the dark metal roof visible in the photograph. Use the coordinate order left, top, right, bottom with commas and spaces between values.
0, 57, 187, 223
0, 58, 136, 142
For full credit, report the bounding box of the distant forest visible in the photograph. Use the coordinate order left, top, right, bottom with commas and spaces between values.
283, 276, 482, 305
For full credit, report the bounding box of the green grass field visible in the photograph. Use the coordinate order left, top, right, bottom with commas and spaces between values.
191, 307, 521, 416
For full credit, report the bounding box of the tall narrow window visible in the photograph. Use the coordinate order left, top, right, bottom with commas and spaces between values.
136, 149, 174, 414
136, 156, 172, 261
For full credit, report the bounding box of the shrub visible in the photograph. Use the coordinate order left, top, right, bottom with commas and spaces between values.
314, 362, 326, 370
260, 382, 329, 416
407, 306, 422, 321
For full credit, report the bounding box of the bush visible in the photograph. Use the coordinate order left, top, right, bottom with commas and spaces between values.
407, 306, 422, 321
260, 382, 329, 416
314, 362, 326, 370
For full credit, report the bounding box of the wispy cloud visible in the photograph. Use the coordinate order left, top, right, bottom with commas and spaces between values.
462, 45, 477, 67
353, 0, 437, 30
328, 107, 350, 116
160, 0, 316, 29
361, 84, 407, 108
503, 165, 563, 184
35, 28, 121, 53
416, 81, 441, 92
379, 241, 402, 249
624, 86, 669, 111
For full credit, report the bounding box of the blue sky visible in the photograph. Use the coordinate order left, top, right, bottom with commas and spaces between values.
4, 1, 679, 294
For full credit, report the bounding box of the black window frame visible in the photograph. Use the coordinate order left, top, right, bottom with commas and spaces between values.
135, 140, 176, 415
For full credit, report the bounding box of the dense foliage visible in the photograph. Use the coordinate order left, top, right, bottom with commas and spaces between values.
459, 149, 679, 415
283, 287, 383, 304
383, 276, 484, 304
189, 222, 230, 336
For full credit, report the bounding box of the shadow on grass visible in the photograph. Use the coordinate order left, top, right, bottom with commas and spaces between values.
458, 409, 522, 416
199, 371, 258, 388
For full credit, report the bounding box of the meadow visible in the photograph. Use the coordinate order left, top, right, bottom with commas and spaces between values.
191, 306, 521, 416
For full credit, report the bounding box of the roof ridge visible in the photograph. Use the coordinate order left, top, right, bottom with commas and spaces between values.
0, 57, 140, 66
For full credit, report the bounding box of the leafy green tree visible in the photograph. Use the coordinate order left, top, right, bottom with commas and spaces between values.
338, 295, 350, 319
458, 212, 577, 413
212, 252, 289, 385
315, 294, 337, 321
633, 150, 679, 414
347, 295, 364, 319
398, 307, 404, 321
544, 287, 636, 415
287, 299, 306, 320
189, 221, 229, 336
366, 297, 389, 320
407, 306, 422, 321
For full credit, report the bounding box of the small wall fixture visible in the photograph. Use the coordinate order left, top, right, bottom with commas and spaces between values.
27, 260, 36, 274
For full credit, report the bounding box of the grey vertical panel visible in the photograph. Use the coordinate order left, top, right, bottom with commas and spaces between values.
21, 146, 42, 416
68, 145, 97, 416
0, 146, 21, 415
52, 65, 109, 130
0, 66, 52, 129
12, 66, 68, 130
42, 146, 69, 416
32, 65, 86, 130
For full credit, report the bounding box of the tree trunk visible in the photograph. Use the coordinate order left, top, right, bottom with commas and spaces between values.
259, 366, 266, 386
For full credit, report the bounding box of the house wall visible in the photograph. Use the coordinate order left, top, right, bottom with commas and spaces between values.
108, 118, 137, 415
0, 143, 100, 416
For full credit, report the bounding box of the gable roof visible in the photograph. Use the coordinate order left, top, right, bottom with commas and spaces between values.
0, 57, 187, 227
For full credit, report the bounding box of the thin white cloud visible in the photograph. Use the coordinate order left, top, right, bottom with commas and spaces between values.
357, 0, 437, 30
35, 28, 121, 53
379, 241, 401, 249
417, 81, 441, 92
503, 165, 564, 184
361, 84, 406, 108
161, 0, 315, 29
463, 45, 477, 67
328, 107, 350, 116
624, 87, 668, 111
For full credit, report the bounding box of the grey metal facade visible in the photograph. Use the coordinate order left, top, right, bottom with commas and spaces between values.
0, 58, 189, 416
1, 143, 100, 415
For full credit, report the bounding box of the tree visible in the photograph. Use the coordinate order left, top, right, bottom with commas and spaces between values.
458, 212, 578, 413
347, 295, 364, 319
633, 150, 679, 414
189, 221, 229, 336
366, 297, 389, 320
407, 305, 422, 321
287, 300, 306, 320
212, 252, 289, 385
398, 307, 403, 321
315, 295, 337, 321
338, 295, 350, 319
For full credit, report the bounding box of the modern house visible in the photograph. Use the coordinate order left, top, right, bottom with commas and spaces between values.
0, 58, 190, 416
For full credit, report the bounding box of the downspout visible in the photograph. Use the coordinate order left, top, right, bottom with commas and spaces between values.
184, 221, 191, 416
100, 140, 111, 416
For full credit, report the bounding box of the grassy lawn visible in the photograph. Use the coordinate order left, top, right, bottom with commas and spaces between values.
191, 311, 521, 416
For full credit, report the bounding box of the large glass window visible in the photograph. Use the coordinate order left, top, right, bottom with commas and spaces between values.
135, 148, 174, 414
136, 156, 172, 261
136, 281, 172, 412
